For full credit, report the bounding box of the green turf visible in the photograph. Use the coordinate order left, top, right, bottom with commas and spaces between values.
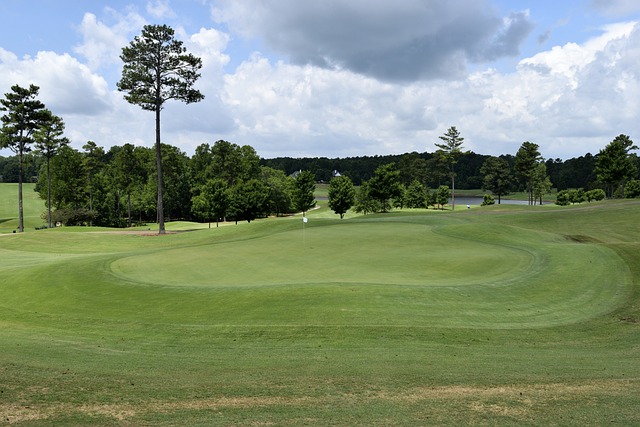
1, 188, 639, 425
0, 183, 46, 233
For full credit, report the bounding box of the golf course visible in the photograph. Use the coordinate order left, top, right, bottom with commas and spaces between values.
1, 183, 639, 426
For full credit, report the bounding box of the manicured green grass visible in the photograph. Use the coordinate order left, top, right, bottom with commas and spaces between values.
0, 183, 46, 233
1, 188, 639, 425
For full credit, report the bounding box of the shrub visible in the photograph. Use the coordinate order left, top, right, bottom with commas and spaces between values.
585, 189, 606, 202
625, 179, 640, 198
481, 194, 495, 206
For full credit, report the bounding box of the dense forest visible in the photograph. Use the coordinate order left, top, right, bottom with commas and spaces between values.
1, 136, 638, 228
0, 147, 625, 190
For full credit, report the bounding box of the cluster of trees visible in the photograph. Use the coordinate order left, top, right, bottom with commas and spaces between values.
2, 25, 638, 230
22, 139, 315, 228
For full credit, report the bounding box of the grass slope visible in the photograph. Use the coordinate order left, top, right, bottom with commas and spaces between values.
0, 183, 46, 233
0, 195, 639, 425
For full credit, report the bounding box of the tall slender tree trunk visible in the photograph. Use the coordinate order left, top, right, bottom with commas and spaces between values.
88, 173, 93, 227
47, 156, 52, 228
18, 150, 24, 232
155, 105, 165, 234
451, 166, 456, 211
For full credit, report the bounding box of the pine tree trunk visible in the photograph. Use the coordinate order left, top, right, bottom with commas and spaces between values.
155, 105, 165, 234
47, 156, 52, 228
18, 150, 24, 232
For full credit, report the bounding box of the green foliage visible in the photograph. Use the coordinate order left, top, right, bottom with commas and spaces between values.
261, 166, 294, 216
435, 185, 451, 209
368, 162, 403, 212
556, 188, 586, 205
48, 207, 97, 226
435, 126, 465, 209
585, 188, 606, 202
481, 193, 495, 206
480, 156, 512, 203
328, 175, 355, 218
117, 24, 204, 234
624, 178, 640, 198
117, 24, 204, 111
0, 84, 48, 231
353, 180, 381, 214
404, 180, 428, 208
292, 170, 316, 214
515, 141, 543, 205
228, 179, 269, 223
191, 178, 229, 227
595, 134, 638, 198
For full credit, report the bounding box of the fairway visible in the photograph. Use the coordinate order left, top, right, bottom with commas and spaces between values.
1, 196, 639, 425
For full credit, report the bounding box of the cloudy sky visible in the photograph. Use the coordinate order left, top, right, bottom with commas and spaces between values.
1, 0, 639, 160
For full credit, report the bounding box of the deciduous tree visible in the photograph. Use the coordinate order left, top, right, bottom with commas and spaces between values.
368, 163, 403, 212
118, 24, 204, 233
292, 170, 316, 215
480, 156, 512, 204
328, 175, 355, 219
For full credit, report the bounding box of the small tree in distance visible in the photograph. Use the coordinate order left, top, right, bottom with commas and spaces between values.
34, 110, 69, 228
328, 175, 355, 218
292, 170, 316, 216
0, 84, 48, 232
435, 126, 465, 210
118, 24, 204, 234
480, 156, 512, 204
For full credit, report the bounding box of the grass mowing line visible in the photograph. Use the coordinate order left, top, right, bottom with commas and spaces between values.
1, 200, 639, 425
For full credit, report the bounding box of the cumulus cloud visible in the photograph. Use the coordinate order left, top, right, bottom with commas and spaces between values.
0, 49, 112, 116
216, 20, 640, 159
73, 9, 146, 70
146, 0, 175, 19
212, 0, 533, 82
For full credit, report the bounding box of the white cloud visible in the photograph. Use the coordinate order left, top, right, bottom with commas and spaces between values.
146, 0, 175, 19
0, 50, 112, 116
217, 20, 640, 159
73, 9, 146, 70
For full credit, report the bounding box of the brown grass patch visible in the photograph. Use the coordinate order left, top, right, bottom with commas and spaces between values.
1, 379, 637, 424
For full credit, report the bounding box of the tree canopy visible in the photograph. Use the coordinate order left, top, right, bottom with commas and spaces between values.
595, 134, 638, 198
117, 24, 204, 234
435, 126, 465, 210
0, 84, 48, 231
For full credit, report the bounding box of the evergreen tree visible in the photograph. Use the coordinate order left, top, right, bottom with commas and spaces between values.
118, 24, 204, 233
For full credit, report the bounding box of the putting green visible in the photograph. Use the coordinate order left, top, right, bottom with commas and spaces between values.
109, 222, 535, 288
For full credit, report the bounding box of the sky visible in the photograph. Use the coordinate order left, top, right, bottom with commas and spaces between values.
1, 0, 639, 160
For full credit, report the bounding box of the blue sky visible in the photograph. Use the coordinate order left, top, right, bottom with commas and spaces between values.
1, 0, 639, 160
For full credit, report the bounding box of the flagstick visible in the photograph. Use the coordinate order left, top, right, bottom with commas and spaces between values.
302, 213, 308, 247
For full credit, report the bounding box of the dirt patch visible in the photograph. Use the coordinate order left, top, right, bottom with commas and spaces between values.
564, 234, 603, 244
2, 380, 636, 424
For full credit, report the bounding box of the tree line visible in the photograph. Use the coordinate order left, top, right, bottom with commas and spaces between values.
2, 24, 638, 230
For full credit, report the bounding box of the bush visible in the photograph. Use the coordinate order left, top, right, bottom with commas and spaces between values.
555, 190, 572, 206
50, 208, 98, 226
556, 189, 587, 206
585, 188, 606, 202
481, 194, 495, 206
625, 179, 640, 198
